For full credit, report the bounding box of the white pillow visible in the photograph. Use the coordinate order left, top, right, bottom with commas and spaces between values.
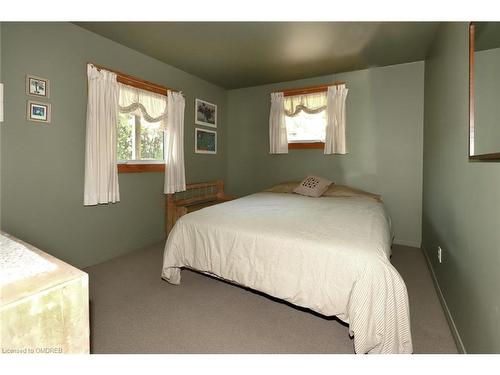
293, 176, 332, 198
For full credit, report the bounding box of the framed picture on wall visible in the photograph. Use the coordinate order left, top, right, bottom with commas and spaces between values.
195, 98, 217, 128
27, 100, 51, 123
26, 74, 50, 98
195, 128, 217, 154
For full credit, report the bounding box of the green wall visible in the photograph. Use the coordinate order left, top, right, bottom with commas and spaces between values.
0, 23, 227, 268
226, 61, 424, 247
423, 22, 500, 353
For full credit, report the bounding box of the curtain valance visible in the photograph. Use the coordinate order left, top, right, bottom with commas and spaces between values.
118, 83, 168, 127
284, 91, 327, 117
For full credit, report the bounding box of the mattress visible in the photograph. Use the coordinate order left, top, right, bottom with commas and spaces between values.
162, 192, 412, 353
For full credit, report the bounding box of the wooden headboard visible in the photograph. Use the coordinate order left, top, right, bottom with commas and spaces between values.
165, 180, 234, 235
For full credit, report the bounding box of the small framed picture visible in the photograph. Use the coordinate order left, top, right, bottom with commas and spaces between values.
195, 128, 217, 154
26, 74, 50, 98
27, 101, 51, 123
195, 98, 217, 128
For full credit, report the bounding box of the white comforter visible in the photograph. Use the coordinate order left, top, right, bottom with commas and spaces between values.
162, 192, 412, 354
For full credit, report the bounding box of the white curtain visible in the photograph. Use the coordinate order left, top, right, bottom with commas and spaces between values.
284, 92, 327, 117
84, 65, 120, 205
164, 91, 186, 194
269, 92, 288, 154
118, 83, 168, 128
324, 85, 348, 155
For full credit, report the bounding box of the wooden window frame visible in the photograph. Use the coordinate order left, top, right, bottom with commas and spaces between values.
288, 142, 325, 150
117, 163, 165, 173
277, 83, 344, 150
89, 63, 179, 173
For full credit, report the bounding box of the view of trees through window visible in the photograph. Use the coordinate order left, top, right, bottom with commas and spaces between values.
285, 110, 326, 143
117, 113, 164, 161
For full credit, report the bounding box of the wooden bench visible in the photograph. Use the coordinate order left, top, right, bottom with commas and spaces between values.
165, 180, 234, 235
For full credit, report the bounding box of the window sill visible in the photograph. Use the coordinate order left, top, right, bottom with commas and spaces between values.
288, 142, 325, 150
117, 163, 165, 173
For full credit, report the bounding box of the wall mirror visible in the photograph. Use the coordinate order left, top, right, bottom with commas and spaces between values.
469, 22, 500, 160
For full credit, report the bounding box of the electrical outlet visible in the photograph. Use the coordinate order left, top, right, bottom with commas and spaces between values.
437, 246, 443, 264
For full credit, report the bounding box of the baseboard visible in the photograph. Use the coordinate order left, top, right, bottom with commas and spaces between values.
393, 238, 421, 248
420, 246, 467, 354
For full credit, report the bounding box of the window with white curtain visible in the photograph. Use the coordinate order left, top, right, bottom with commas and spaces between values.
117, 83, 167, 164
284, 91, 327, 144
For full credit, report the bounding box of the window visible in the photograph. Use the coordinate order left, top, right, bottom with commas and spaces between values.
285, 110, 326, 143
116, 82, 168, 173
270, 83, 347, 154
117, 113, 165, 162
283, 90, 327, 149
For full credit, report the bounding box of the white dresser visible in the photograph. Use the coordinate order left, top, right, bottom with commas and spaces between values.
0, 232, 89, 354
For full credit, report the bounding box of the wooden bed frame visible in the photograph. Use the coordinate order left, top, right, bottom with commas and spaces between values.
165, 180, 234, 235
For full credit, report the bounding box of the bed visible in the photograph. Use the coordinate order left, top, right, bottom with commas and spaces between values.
161, 189, 412, 354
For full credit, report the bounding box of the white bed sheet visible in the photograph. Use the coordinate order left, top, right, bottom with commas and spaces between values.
162, 192, 412, 354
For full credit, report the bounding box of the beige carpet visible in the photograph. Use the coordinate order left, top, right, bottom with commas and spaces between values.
85, 243, 458, 354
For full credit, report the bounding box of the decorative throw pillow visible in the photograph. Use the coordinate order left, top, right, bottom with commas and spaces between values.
293, 176, 332, 198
